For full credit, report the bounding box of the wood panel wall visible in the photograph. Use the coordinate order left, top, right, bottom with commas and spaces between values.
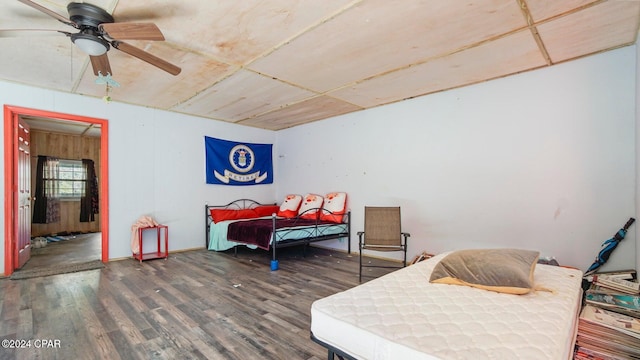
30, 130, 101, 237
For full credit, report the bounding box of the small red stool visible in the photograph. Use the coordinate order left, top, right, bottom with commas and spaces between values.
133, 224, 168, 263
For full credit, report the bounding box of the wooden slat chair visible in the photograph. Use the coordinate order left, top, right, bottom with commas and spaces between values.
357, 206, 410, 282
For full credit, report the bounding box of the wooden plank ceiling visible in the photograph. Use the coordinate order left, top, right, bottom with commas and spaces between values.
0, 0, 639, 131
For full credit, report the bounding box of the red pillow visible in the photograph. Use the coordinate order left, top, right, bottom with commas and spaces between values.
319, 192, 347, 223
210, 208, 261, 223
254, 205, 279, 217
298, 194, 324, 220
277, 195, 302, 218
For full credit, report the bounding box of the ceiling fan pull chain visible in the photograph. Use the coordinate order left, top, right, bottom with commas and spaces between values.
70, 42, 73, 84
103, 84, 112, 103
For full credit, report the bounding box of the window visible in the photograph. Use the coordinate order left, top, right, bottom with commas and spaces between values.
46, 159, 86, 200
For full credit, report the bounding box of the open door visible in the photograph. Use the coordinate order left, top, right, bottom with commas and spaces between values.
15, 116, 31, 269
4, 105, 110, 276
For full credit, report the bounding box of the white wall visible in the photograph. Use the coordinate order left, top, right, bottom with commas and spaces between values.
1, 45, 636, 274
277, 46, 637, 271
0, 82, 276, 273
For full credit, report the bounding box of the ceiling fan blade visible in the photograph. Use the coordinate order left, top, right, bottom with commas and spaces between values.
100, 23, 165, 41
112, 41, 181, 76
17, 0, 76, 27
90, 54, 112, 76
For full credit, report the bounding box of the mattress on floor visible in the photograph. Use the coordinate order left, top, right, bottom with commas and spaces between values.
311, 252, 583, 360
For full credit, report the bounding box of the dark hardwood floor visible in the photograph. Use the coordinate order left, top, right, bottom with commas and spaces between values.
20, 232, 101, 271
0, 245, 398, 360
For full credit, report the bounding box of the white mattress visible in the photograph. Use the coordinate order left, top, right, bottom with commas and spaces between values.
311, 252, 583, 360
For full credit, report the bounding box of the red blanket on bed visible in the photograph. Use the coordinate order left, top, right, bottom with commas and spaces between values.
227, 218, 336, 250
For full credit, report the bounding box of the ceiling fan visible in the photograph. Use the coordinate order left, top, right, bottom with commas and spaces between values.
6, 0, 181, 76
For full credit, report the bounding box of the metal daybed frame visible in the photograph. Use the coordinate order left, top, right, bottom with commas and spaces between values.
205, 199, 351, 263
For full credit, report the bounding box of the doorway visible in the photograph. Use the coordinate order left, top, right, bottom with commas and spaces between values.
3, 105, 109, 276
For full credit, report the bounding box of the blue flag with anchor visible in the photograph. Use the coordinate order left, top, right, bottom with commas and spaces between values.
205, 136, 273, 185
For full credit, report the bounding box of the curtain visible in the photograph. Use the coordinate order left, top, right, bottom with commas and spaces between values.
80, 158, 99, 222
32, 155, 61, 223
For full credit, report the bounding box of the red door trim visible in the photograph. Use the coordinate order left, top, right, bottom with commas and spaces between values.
3, 105, 109, 276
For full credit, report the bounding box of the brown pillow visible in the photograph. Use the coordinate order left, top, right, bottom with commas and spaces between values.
429, 249, 540, 295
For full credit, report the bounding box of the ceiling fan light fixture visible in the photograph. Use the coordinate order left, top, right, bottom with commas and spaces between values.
71, 33, 109, 56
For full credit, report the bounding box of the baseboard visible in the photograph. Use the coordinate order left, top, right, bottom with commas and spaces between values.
109, 246, 207, 262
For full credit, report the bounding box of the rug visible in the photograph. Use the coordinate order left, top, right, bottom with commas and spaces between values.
9, 260, 105, 280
